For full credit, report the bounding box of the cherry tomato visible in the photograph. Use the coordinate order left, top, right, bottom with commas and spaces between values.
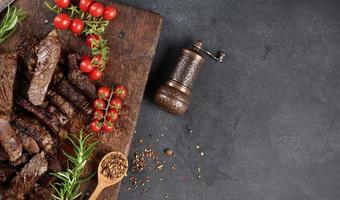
79, 0, 93, 12
79, 59, 93, 73
88, 68, 103, 81
85, 34, 100, 48
93, 98, 106, 110
92, 55, 103, 67
103, 5, 117, 20
114, 85, 127, 99
107, 109, 119, 122
69, 18, 84, 35
102, 122, 114, 132
53, 13, 71, 30
97, 86, 111, 99
93, 109, 105, 120
89, 2, 104, 17
82, 55, 91, 61
89, 120, 101, 133
54, 0, 70, 8
110, 98, 123, 110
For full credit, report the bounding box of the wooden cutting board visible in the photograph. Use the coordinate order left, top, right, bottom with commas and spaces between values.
0, 0, 162, 199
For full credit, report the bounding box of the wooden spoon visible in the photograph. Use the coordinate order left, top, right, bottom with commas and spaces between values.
89, 151, 128, 200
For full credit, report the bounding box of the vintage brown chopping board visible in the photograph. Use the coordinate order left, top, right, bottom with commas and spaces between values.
0, 0, 162, 199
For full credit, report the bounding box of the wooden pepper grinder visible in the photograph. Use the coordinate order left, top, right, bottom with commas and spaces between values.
155, 41, 225, 115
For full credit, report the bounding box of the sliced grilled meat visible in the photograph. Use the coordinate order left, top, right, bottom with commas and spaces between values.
56, 79, 93, 115
17, 36, 39, 79
9, 152, 29, 166
67, 54, 97, 100
27, 30, 61, 106
4, 152, 48, 200
11, 117, 54, 153
0, 53, 17, 115
17, 131, 40, 155
47, 104, 69, 126
16, 97, 60, 134
47, 89, 76, 118
0, 115, 22, 162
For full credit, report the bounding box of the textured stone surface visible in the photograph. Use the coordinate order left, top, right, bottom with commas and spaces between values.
118, 0, 340, 199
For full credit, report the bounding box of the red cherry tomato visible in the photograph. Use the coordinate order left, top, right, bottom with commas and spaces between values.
102, 122, 114, 132
79, 0, 93, 12
97, 86, 111, 99
85, 34, 100, 48
88, 2, 104, 17
103, 5, 117, 20
69, 18, 84, 35
93, 109, 105, 120
110, 98, 123, 110
54, 0, 70, 8
88, 68, 103, 81
82, 55, 91, 61
92, 55, 103, 67
89, 120, 101, 133
53, 13, 71, 30
114, 85, 127, 99
93, 98, 106, 110
107, 109, 119, 122
79, 59, 93, 73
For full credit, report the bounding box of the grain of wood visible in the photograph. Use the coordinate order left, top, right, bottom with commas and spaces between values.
0, 0, 162, 199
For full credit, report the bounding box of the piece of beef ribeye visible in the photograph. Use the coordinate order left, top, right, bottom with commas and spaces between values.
4, 152, 48, 199
0, 115, 22, 162
0, 53, 17, 115
11, 117, 54, 153
27, 30, 61, 106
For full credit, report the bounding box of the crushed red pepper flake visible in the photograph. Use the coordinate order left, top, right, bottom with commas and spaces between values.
126, 135, 178, 196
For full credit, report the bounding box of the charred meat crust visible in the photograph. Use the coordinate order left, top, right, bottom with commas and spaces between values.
67, 54, 97, 100
4, 152, 48, 200
56, 79, 93, 115
9, 152, 29, 166
47, 89, 76, 118
0, 53, 18, 115
27, 30, 61, 106
0, 116, 22, 162
16, 97, 61, 134
11, 117, 54, 154
16, 131, 40, 155
47, 104, 69, 126
17, 36, 39, 80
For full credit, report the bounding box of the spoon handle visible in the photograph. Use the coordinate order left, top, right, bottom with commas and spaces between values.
89, 183, 106, 200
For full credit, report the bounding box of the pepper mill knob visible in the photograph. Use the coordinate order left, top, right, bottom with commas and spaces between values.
154, 41, 224, 115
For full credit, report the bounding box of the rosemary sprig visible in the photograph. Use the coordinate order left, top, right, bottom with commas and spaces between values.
51, 130, 97, 200
0, 6, 27, 43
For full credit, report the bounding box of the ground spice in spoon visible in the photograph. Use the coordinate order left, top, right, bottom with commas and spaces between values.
101, 153, 128, 180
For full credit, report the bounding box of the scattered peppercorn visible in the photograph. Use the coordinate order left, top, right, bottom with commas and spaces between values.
164, 148, 174, 157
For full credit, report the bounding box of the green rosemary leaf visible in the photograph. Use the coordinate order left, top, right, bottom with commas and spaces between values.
51, 130, 97, 200
0, 6, 27, 43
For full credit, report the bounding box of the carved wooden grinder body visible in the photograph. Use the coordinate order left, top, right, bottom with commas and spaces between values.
155, 41, 225, 115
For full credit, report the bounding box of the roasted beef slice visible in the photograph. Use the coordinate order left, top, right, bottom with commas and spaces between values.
0, 53, 17, 115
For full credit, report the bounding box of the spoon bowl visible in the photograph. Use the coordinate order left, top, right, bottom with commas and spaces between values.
89, 151, 128, 200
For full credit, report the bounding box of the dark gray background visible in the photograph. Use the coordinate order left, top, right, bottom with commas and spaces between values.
116, 0, 340, 199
